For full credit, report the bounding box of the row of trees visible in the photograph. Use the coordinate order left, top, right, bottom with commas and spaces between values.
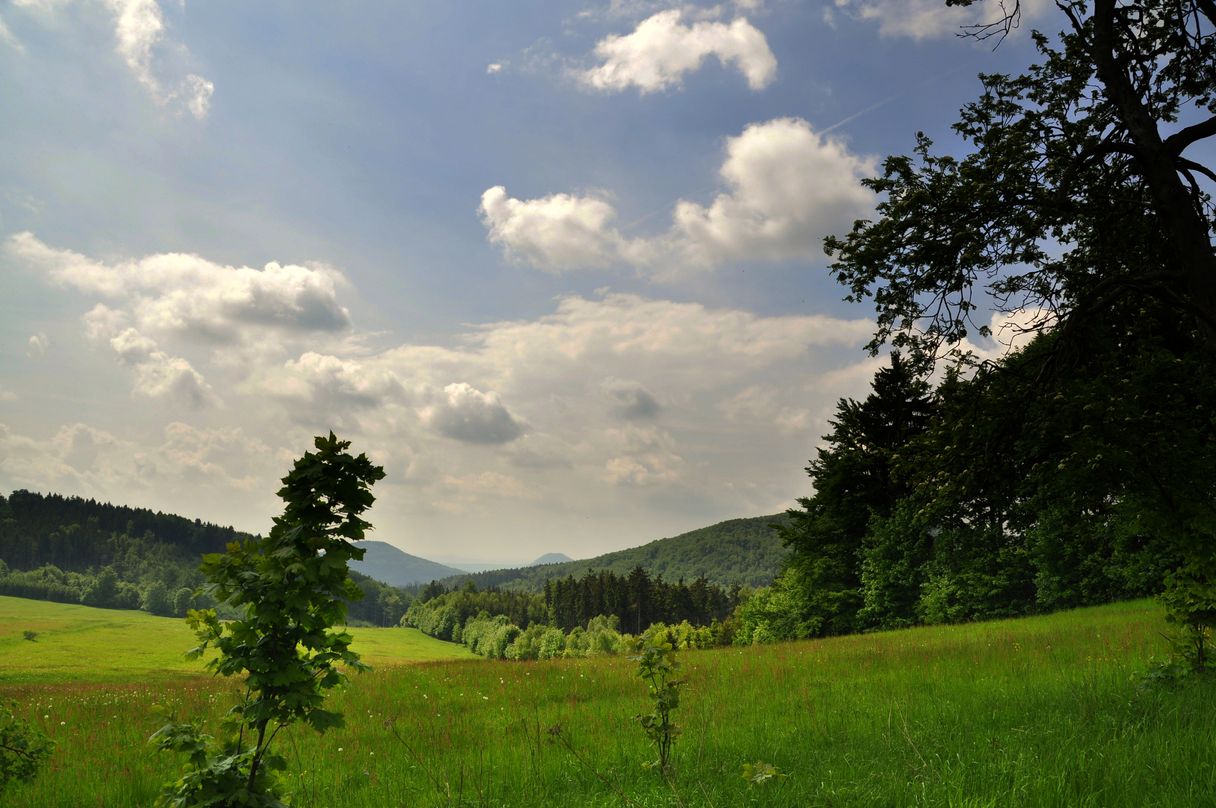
447, 612, 730, 661
404, 567, 740, 643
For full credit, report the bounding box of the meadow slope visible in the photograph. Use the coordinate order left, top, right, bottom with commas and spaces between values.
2, 597, 1214, 807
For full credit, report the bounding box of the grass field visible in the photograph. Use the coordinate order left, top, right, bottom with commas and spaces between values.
0, 596, 474, 684
3, 596, 1214, 807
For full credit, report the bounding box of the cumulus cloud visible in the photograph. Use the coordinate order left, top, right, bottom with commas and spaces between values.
579, 10, 776, 94
27, 332, 49, 359
7, 233, 352, 345
106, 326, 219, 407
833, 0, 1049, 40
421, 383, 525, 445
661, 117, 877, 266
480, 118, 874, 276
480, 186, 625, 271
276, 352, 406, 409
12, 0, 214, 117
486, 62, 502, 74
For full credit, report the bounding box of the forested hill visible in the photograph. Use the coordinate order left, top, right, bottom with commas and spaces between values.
439, 514, 790, 592
0, 489, 247, 571
0, 489, 411, 625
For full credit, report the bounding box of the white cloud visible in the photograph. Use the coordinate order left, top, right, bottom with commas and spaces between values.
12, 0, 214, 117
105, 326, 219, 407
480, 186, 625, 271
420, 383, 525, 445
27, 332, 49, 359
7, 233, 352, 345
481, 118, 875, 276
486, 62, 502, 74
579, 9, 776, 94
834, 0, 1049, 40
105, 0, 163, 93
661, 116, 876, 266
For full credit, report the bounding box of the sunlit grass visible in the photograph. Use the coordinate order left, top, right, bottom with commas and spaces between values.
0, 595, 474, 684
5, 597, 1213, 807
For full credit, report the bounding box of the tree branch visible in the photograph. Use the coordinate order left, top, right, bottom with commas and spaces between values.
1178, 157, 1216, 186
1164, 115, 1216, 157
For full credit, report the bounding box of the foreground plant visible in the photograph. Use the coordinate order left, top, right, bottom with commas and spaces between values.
633, 629, 685, 773
151, 433, 385, 807
0, 700, 53, 796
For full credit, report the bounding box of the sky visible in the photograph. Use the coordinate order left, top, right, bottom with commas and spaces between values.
0, 0, 1054, 566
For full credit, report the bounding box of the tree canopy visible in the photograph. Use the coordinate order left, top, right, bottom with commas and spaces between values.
827, 0, 1215, 364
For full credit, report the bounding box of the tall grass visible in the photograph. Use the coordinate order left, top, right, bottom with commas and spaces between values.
4, 598, 1213, 807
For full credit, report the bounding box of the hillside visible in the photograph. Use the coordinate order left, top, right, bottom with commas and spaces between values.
350, 540, 466, 587
442, 514, 790, 591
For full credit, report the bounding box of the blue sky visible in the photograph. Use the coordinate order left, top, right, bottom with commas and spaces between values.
0, 0, 1050, 564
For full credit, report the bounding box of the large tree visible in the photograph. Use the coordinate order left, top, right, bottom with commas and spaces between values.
824, 0, 1216, 659
828, 0, 1215, 363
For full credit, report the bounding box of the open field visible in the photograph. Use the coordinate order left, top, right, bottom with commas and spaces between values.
3, 597, 1214, 807
0, 596, 475, 684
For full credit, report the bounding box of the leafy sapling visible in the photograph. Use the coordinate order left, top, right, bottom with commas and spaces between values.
151, 433, 385, 807
633, 628, 685, 772
0, 700, 53, 796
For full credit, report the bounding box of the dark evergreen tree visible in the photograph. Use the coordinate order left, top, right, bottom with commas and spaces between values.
778, 353, 932, 637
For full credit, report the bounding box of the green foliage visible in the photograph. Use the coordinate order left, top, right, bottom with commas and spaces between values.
149, 720, 285, 808
741, 760, 786, 786
0, 700, 53, 795
814, 0, 1216, 659
152, 433, 384, 807
1160, 559, 1216, 673
632, 628, 685, 772
778, 353, 932, 638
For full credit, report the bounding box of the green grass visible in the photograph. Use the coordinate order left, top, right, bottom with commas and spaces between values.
4, 597, 1214, 807
0, 596, 474, 684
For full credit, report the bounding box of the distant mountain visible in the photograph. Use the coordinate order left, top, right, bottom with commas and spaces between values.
529, 552, 574, 566
351, 541, 466, 587
443, 514, 790, 592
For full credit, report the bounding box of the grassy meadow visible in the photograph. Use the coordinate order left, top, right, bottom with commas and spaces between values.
2, 596, 1214, 807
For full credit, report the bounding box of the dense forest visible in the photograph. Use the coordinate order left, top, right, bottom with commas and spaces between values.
0, 490, 411, 626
